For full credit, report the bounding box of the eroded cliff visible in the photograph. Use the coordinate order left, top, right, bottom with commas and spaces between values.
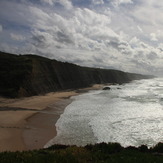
0, 51, 152, 98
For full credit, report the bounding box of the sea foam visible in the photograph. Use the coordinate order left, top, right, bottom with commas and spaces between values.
45, 78, 163, 148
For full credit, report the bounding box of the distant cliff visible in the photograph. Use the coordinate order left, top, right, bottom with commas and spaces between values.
0, 51, 152, 98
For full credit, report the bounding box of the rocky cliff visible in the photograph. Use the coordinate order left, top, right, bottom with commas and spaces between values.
0, 51, 152, 98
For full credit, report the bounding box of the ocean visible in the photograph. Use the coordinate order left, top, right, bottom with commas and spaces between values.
45, 78, 163, 148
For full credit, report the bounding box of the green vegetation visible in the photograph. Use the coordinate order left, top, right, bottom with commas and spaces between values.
0, 143, 163, 163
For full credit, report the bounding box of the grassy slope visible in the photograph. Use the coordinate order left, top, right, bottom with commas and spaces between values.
1, 143, 163, 163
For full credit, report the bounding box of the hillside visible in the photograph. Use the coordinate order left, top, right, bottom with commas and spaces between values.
0, 51, 152, 98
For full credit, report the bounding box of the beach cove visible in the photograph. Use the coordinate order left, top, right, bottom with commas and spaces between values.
0, 84, 103, 152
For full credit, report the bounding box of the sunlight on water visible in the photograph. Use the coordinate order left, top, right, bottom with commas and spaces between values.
45, 78, 163, 148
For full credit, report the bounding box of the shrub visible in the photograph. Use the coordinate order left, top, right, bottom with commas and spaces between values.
151, 143, 163, 153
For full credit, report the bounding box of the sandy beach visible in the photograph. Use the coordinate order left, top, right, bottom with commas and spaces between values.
0, 84, 103, 152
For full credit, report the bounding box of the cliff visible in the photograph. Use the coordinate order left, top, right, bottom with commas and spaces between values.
0, 51, 152, 98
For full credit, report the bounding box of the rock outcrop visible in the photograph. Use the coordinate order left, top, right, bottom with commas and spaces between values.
103, 87, 111, 90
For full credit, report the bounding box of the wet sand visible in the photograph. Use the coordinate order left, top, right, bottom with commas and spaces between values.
23, 99, 73, 150
0, 84, 104, 152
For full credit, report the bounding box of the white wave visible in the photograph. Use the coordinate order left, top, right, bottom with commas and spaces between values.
45, 78, 163, 148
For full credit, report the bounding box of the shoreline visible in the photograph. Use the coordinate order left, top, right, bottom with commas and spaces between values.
0, 84, 104, 152
23, 98, 74, 150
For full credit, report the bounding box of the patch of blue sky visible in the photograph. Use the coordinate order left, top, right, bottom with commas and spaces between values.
0, 20, 31, 32
71, 0, 92, 7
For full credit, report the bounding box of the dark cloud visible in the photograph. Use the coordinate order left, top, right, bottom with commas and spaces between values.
146, 52, 158, 60
71, 0, 92, 7
32, 34, 46, 47
56, 31, 73, 44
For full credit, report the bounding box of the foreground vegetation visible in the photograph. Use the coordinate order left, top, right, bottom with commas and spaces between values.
1, 142, 163, 163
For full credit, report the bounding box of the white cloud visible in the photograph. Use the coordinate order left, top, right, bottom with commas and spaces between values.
137, 26, 143, 33
150, 33, 158, 42
29, 6, 50, 22
10, 33, 25, 41
119, 0, 133, 4
110, 0, 133, 7
92, 0, 104, 5
40, 0, 73, 8
53, 0, 73, 9
131, 1, 163, 32
0, 25, 2, 32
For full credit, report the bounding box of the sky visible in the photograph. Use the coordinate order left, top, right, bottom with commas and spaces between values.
0, 0, 163, 76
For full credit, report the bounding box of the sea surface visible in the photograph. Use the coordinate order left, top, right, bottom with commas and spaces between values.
45, 78, 163, 148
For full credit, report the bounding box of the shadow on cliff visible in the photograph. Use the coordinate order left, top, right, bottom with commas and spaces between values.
0, 51, 153, 98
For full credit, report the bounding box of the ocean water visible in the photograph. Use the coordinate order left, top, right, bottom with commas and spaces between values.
45, 78, 163, 148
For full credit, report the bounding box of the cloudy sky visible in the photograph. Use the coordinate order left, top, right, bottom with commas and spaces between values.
0, 0, 163, 75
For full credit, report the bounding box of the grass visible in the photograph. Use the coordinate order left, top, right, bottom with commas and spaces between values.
0, 143, 163, 163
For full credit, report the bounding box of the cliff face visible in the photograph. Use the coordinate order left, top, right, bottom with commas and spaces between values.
0, 51, 152, 98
